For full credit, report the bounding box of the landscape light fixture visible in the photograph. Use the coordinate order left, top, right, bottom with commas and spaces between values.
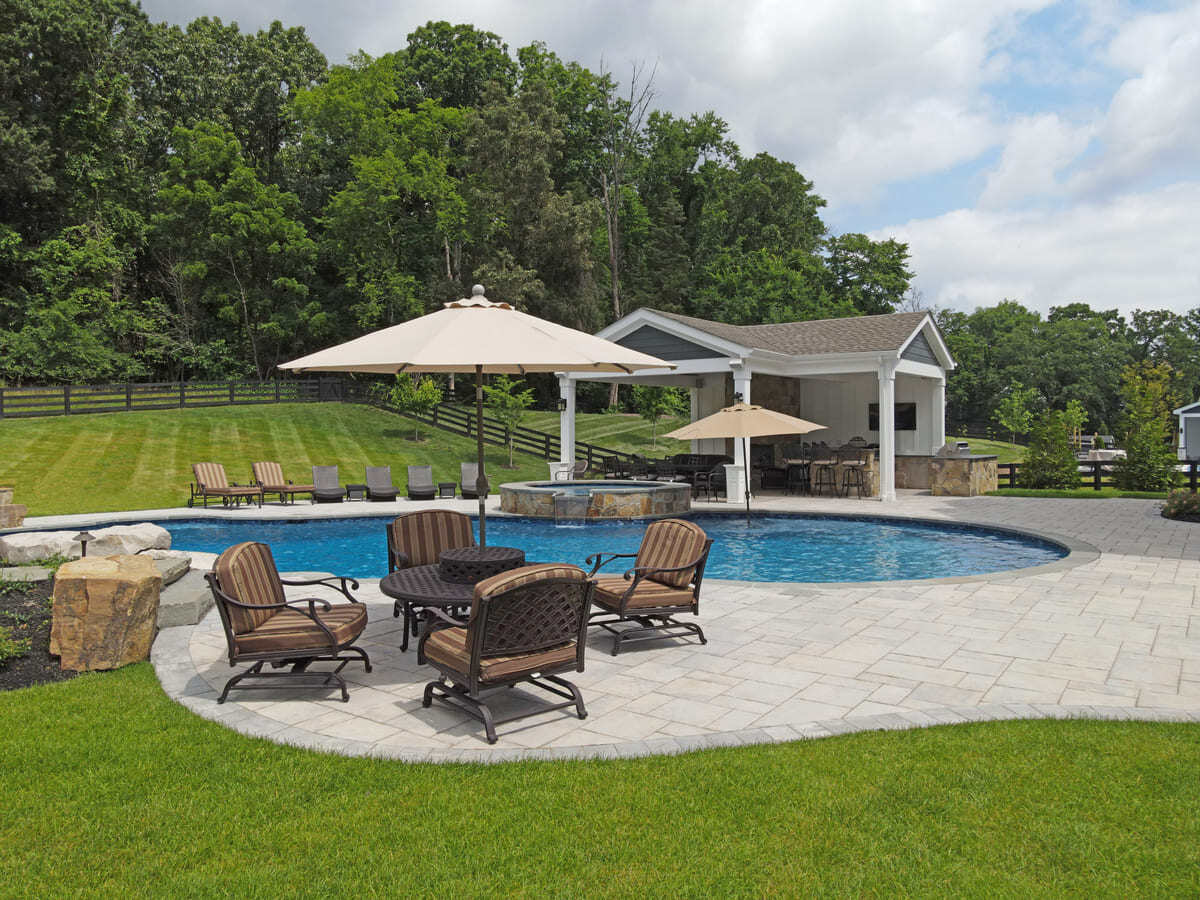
557, 398, 568, 412
74, 531, 94, 558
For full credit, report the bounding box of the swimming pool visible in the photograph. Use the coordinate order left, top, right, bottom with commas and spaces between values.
154, 513, 1067, 583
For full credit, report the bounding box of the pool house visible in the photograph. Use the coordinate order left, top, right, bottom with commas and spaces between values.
558, 308, 970, 500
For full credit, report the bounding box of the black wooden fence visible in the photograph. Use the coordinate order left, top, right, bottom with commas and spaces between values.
998, 460, 1200, 492
0, 378, 347, 418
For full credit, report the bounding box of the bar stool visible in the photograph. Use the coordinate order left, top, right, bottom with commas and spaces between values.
811, 447, 839, 496
839, 448, 867, 499
786, 461, 810, 495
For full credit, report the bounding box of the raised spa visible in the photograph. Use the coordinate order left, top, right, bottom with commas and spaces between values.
499, 479, 691, 519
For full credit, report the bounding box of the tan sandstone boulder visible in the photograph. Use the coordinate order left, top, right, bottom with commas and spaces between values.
51, 555, 162, 671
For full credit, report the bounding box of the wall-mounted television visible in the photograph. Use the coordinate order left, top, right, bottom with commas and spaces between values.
868, 402, 917, 431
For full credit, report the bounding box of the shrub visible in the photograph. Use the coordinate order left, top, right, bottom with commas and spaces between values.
0, 624, 31, 667
1161, 490, 1200, 521
1115, 363, 1178, 492
1022, 411, 1080, 489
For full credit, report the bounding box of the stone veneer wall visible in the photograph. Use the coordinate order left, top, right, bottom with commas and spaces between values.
930, 456, 998, 496
895, 456, 932, 490
500, 483, 691, 518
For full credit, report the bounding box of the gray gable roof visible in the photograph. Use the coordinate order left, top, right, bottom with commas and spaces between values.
650, 309, 933, 357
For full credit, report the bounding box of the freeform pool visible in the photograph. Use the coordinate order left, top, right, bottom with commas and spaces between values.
153, 513, 1067, 583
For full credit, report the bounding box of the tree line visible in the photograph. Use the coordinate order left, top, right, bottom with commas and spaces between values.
0, 1, 912, 389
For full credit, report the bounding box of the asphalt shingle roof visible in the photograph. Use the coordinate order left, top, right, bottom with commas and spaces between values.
650, 309, 931, 356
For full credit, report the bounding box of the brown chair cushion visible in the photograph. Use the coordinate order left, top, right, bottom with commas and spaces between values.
635, 518, 709, 588
593, 576, 696, 611
252, 462, 313, 492
235, 604, 367, 654
214, 542, 287, 633
423, 626, 576, 682
193, 462, 229, 490
388, 510, 475, 568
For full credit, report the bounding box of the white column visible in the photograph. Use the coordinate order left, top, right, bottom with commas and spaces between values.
729, 366, 752, 500
931, 376, 946, 452
878, 361, 897, 501
558, 376, 576, 464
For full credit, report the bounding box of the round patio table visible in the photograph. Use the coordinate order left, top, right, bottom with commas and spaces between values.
381, 566, 474, 653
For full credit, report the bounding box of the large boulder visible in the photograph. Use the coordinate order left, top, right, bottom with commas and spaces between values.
0, 522, 170, 564
50, 555, 162, 671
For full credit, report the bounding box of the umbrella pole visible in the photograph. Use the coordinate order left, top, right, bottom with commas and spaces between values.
743, 435, 751, 523
476, 365, 487, 546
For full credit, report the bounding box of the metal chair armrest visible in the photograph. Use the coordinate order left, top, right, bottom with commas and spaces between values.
279, 575, 360, 602
586, 551, 638, 576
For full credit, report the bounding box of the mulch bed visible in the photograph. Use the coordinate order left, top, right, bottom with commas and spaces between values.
0, 579, 77, 691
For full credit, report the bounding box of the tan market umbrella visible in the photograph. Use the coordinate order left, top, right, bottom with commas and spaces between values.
665, 403, 825, 519
280, 285, 673, 543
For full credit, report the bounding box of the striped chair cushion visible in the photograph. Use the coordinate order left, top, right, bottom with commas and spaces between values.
592, 576, 696, 610
388, 510, 475, 568
635, 518, 709, 588
193, 462, 230, 490
423, 627, 576, 682
234, 604, 366, 654
253, 461, 313, 491
214, 542, 286, 633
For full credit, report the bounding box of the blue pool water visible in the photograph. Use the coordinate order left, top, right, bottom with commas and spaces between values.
154, 514, 1066, 583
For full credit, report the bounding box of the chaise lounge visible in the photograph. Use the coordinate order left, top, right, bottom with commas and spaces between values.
366, 465, 400, 501
311, 465, 344, 503
460, 462, 488, 499
190, 462, 263, 508
586, 518, 713, 655
419, 563, 594, 743
205, 541, 371, 702
252, 461, 314, 505
407, 465, 436, 501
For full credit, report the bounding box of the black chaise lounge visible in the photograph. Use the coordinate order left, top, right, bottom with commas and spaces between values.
206, 541, 371, 702
366, 465, 400, 501
419, 563, 593, 743
460, 462, 489, 499
311, 465, 344, 503
586, 518, 713, 655
407, 465, 436, 500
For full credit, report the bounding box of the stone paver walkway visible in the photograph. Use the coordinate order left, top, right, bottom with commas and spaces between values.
146, 494, 1200, 762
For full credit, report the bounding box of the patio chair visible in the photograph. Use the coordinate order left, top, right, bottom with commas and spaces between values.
586, 518, 713, 655
692, 464, 726, 501
205, 541, 370, 703
190, 462, 263, 508
311, 465, 344, 503
365, 465, 400, 501
387, 508, 477, 648
419, 563, 593, 743
252, 461, 314, 505
406, 465, 435, 500
460, 462, 489, 499
572, 459, 589, 478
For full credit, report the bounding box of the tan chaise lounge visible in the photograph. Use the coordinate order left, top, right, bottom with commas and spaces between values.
206, 541, 371, 702
252, 461, 314, 505
586, 518, 713, 655
419, 563, 593, 743
190, 462, 263, 508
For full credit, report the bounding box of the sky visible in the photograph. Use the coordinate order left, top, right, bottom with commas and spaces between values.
139, 0, 1200, 318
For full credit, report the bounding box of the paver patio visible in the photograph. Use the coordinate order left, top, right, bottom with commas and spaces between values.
127, 493, 1200, 761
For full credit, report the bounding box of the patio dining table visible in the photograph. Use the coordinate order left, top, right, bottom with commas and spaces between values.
380, 545, 526, 652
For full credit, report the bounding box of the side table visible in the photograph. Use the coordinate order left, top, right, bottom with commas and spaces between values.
438, 482, 457, 499
345, 483, 366, 501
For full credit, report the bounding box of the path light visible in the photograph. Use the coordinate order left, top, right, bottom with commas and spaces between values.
74, 531, 93, 558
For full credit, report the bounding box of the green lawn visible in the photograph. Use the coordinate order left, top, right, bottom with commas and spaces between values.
949, 435, 1026, 463
526, 409, 691, 457
0, 666, 1196, 896
0, 403, 555, 517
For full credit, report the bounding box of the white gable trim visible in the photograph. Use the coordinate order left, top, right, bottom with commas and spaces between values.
596, 309, 749, 358
896, 314, 956, 370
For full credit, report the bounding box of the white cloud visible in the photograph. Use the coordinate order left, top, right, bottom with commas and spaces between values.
882, 181, 1200, 315
979, 113, 1095, 208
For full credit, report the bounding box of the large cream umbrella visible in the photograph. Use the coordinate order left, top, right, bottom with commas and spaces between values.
665, 402, 825, 520
280, 285, 673, 544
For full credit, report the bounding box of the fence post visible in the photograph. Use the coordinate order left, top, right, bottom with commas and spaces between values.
63, 384, 71, 415
1010, 462, 1018, 488
275, 379, 280, 402
229, 381, 235, 405
544, 433, 551, 459
125, 382, 132, 411
1092, 461, 1102, 491
1190, 461, 1198, 494
179, 382, 185, 407
0, 388, 5, 419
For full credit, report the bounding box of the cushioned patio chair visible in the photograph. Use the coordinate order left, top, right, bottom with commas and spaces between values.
692, 464, 726, 502
365, 465, 400, 501
311, 465, 344, 503
387, 509, 477, 649
252, 461, 314, 505
406, 465, 435, 500
460, 462, 489, 499
190, 462, 263, 508
205, 541, 370, 703
419, 563, 593, 743
586, 518, 713, 655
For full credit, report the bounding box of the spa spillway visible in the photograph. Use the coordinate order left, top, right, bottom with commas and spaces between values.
499, 480, 692, 520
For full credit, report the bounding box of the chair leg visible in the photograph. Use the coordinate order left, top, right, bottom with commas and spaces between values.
218, 660, 264, 703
